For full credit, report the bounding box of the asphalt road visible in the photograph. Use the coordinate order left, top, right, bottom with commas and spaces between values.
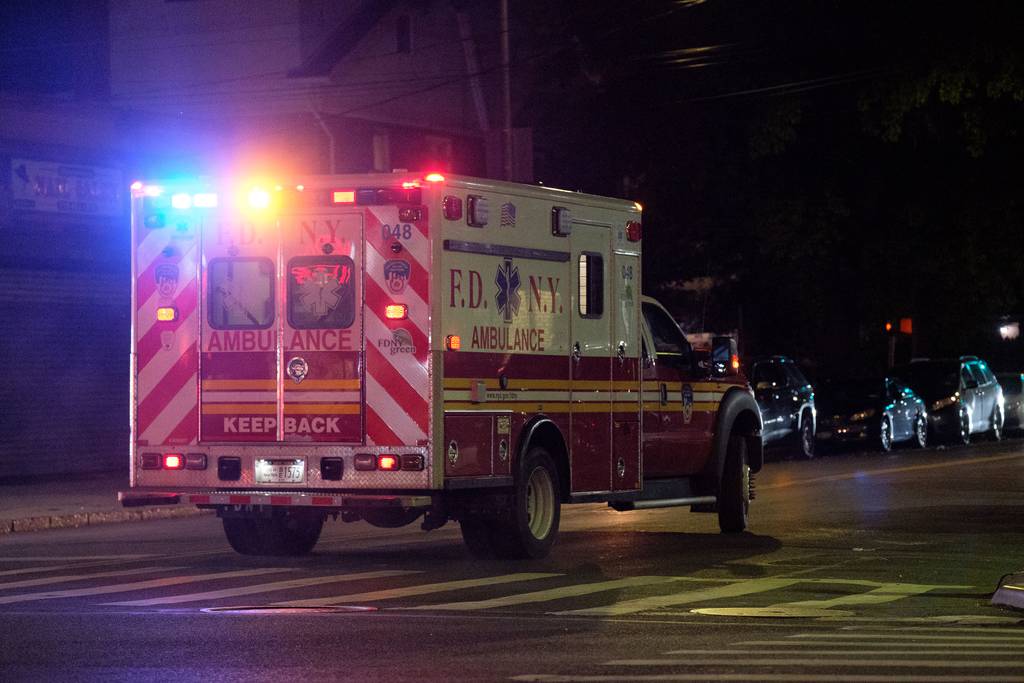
2, 438, 1024, 682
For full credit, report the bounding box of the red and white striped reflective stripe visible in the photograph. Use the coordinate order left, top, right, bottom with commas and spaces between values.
135, 224, 199, 446
363, 207, 430, 446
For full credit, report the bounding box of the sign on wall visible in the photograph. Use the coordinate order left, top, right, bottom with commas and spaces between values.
10, 158, 122, 217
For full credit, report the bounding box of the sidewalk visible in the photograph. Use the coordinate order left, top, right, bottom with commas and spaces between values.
0, 471, 206, 535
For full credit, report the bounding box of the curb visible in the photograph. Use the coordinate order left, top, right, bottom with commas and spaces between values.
1, 506, 212, 536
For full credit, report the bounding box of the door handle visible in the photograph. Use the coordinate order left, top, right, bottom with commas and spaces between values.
616, 341, 626, 364
572, 342, 581, 363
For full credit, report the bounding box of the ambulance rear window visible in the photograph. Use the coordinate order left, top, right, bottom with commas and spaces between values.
287, 256, 356, 329
208, 258, 275, 330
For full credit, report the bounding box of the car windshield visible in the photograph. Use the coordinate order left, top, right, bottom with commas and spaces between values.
891, 362, 959, 400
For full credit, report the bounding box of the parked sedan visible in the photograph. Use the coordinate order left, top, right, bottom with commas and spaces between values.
816, 377, 928, 452
997, 372, 1024, 432
750, 356, 816, 458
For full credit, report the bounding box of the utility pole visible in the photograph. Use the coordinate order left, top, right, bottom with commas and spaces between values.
500, 0, 512, 180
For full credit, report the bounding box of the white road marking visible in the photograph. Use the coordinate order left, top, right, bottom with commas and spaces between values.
740, 641, 1024, 648
276, 572, 561, 607
662, 649, 1015, 656
104, 570, 418, 606
778, 583, 949, 608
0, 556, 157, 562
554, 577, 802, 617
414, 576, 689, 612
0, 566, 178, 591
0, 568, 288, 605
789, 633, 1024, 641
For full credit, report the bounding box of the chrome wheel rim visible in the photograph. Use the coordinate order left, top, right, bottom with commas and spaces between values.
880, 419, 891, 451
801, 421, 814, 456
993, 409, 1003, 439
960, 409, 970, 442
916, 417, 927, 447
526, 466, 555, 540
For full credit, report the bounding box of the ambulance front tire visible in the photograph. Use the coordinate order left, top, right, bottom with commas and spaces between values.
717, 435, 750, 534
490, 447, 561, 559
222, 510, 324, 556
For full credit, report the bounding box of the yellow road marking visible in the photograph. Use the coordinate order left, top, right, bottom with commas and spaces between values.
0, 566, 176, 591
413, 576, 687, 611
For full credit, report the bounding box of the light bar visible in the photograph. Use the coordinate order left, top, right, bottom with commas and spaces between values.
332, 190, 355, 204
424, 172, 445, 183
193, 193, 218, 208
248, 186, 271, 209
171, 193, 192, 210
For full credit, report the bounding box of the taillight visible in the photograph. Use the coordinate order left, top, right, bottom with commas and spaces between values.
385, 304, 408, 320
378, 454, 400, 471
731, 354, 741, 371
445, 335, 461, 351
626, 220, 642, 242
443, 195, 463, 220
163, 454, 184, 470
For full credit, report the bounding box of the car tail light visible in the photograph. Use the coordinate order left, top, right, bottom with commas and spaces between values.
378, 454, 400, 471
163, 453, 184, 470
385, 304, 408, 320
446, 334, 461, 351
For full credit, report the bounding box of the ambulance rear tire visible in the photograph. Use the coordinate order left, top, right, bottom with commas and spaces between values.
717, 435, 750, 534
222, 510, 324, 556
490, 447, 561, 559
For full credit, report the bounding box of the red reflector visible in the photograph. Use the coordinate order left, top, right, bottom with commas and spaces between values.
378, 454, 400, 471
445, 334, 461, 351
385, 303, 408, 320
625, 220, 642, 242
332, 190, 355, 204
163, 454, 184, 470
424, 172, 445, 183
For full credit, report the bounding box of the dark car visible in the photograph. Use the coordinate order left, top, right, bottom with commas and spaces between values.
816, 377, 928, 452
890, 356, 1005, 444
750, 356, 816, 458
997, 372, 1024, 432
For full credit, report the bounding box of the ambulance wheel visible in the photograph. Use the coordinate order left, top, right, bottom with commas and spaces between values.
718, 435, 750, 534
222, 510, 324, 556
491, 447, 561, 559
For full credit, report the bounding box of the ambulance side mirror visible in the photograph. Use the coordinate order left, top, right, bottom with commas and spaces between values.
710, 336, 739, 377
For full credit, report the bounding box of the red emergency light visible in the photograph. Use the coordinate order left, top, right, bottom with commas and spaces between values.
625, 221, 642, 242
163, 453, 184, 470
424, 173, 445, 183
378, 454, 400, 471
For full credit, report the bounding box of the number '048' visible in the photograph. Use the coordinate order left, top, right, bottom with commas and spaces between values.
382, 224, 413, 241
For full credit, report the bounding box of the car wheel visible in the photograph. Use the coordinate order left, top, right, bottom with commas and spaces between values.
991, 406, 1004, 441
489, 447, 561, 559
957, 407, 971, 445
718, 435, 750, 533
879, 416, 893, 453
795, 412, 815, 459
914, 414, 928, 449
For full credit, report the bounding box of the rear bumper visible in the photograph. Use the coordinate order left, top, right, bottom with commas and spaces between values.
119, 489, 433, 510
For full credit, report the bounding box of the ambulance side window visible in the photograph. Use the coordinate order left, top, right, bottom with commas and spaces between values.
287, 256, 356, 329
578, 252, 604, 318
208, 258, 275, 330
641, 303, 691, 369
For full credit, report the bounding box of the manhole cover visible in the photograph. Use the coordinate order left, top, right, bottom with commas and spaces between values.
201, 605, 377, 615
692, 606, 853, 618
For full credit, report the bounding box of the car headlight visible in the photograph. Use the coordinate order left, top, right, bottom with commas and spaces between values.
850, 409, 876, 422
931, 396, 957, 411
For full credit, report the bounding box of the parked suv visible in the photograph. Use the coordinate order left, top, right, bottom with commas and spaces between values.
750, 356, 817, 458
890, 356, 1004, 444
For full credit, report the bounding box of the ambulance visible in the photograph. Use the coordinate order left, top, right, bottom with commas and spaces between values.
123, 172, 763, 558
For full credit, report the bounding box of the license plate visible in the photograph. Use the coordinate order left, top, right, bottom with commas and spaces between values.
255, 458, 305, 484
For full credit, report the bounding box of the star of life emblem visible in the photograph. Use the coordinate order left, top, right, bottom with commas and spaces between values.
495, 258, 521, 324
291, 264, 346, 316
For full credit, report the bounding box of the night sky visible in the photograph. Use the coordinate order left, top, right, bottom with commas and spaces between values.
3, 0, 1023, 379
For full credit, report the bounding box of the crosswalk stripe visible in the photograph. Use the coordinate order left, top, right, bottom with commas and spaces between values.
275, 572, 562, 607
778, 582, 944, 608
0, 564, 123, 578
104, 570, 419, 606
0, 555, 157, 562
553, 577, 802, 617
0, 566, 178, 591
0, 568, 289, 605
413, 576, 685, 612
605, 658, 1024, 669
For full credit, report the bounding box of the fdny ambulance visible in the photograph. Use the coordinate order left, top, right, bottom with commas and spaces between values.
123, 172, 762, 558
